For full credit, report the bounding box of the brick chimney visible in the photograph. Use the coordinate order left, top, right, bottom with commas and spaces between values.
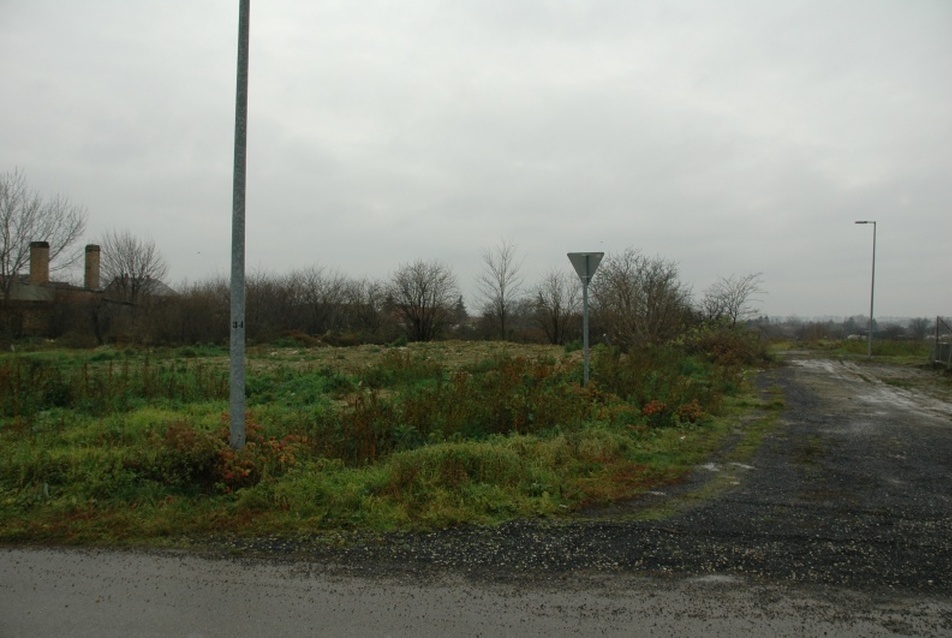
84, 244, 101, 290
29, 241, 50, 285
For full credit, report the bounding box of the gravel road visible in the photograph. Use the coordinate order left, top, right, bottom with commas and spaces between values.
2, 354, 951, 636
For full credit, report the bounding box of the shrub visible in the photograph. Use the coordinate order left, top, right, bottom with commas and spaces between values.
130, 415, 308, 494
641, 399, 671, 428
681, 324, 768, 366
675, 399, 705, 424
149, 420, 222, 490
589, 345, 726, 422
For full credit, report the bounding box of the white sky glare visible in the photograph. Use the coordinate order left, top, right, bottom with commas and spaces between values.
1, 1, 949, 319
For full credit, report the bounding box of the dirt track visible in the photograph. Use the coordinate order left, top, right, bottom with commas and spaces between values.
3, 354, 952, 636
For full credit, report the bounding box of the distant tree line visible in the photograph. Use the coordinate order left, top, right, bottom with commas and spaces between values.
51, 244, 934, 350
5, 167, 943, 350
751, 314, 936, 342
8, 239, 775, 349
13, 225, 935, 350
30, 168, 930, 350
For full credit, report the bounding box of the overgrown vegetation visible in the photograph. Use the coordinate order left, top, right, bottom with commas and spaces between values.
0, 329, 773, 545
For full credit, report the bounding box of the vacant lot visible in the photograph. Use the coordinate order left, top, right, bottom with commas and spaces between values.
0, 335, 763, 542
2, 352, 951, 636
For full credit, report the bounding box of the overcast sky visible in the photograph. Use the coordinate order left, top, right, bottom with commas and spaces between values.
1, 1, 949, 320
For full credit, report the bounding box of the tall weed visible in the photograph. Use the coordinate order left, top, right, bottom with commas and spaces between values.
589, 346, 731, 426
0, 354, 227, 418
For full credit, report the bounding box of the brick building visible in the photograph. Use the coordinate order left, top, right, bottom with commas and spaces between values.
1, 242, 103, 338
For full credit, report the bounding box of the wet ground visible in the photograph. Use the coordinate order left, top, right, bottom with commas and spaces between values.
233, 354, 952, 595
3, 354, 952, 636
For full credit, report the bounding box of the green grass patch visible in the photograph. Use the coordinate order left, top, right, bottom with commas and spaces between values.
784, 337, 931, 362
0, 336, 768, 545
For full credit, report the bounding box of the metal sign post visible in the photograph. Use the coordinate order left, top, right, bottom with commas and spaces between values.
567, 252, 604, 386
854, 220, 876, 358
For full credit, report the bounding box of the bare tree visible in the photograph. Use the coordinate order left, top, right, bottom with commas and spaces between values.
908, 317, 931, 341
244, 269, 294, 343
532, 269, 581, 345
591, 248, 692, 349
701, 273, 764, 327
165, 276, 230, 344
389, 259, 459, 342
0, 168, 87, 301
99, 229, 169, 305
476, 239, 524, 340
290, 265, 351, 335
341, 277, 392, 341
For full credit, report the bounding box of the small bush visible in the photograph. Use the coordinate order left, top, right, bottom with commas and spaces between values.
386, 443, 528, 494
121, 415, 309, 495
214, 416, 308, 493
682, 325, 769, 366
589, 345, 729, 425
150, 420, 222, 490
642, 399, 671, 428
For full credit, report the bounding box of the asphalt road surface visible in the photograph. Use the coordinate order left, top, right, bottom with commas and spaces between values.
2, 354, 951, 637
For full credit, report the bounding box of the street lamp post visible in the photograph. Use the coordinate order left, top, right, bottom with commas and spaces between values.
855, 220, 876, 358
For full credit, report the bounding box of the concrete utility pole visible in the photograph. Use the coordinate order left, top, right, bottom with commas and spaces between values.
230, 0, 250, 448
567, 252, 604, 386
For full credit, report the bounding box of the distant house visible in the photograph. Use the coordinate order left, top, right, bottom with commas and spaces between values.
1, 241, 175, 340
1, 242, 103, 337
103, 274, 177, 305
5, 242, 101, 300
